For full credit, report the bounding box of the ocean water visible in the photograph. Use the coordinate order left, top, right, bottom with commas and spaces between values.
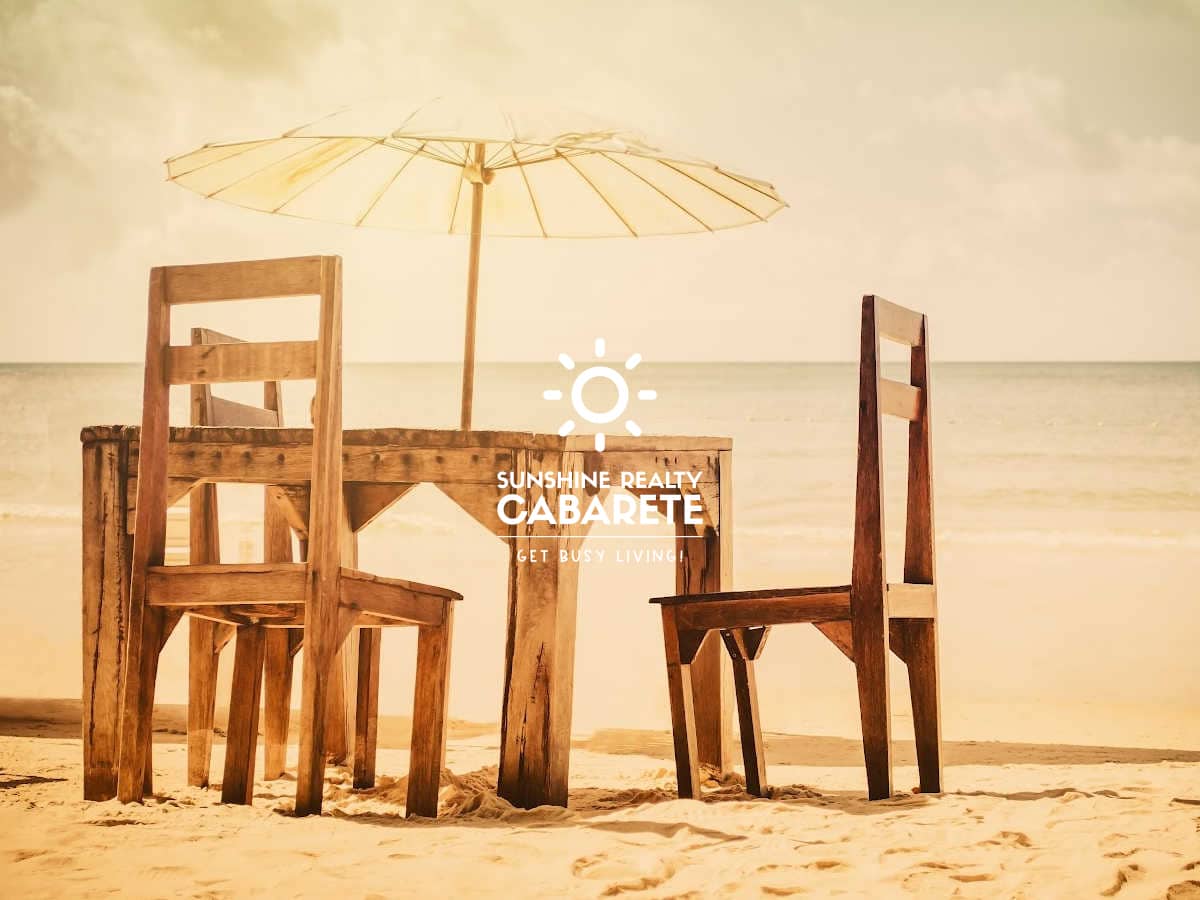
1, 362, 1197, 744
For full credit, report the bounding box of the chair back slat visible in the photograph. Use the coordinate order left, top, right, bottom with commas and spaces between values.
873, 296, 925, 347
208, 396, 284, 427
163, 256, 324, 305
852, 295, 936, 598
166, 340, 318, 385
878, 378, 922, 421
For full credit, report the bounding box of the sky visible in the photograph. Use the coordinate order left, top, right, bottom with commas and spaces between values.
1, 0, 1198, 362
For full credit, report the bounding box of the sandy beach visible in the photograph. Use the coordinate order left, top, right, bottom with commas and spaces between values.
2, 699, 1198, 898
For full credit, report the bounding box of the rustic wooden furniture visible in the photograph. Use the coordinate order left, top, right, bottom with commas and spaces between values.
652, 295, 941, 801
114, 256, 459, 816
82, 425, 734, 810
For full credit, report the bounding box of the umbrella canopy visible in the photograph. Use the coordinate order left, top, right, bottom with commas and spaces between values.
166, 96, 787, 426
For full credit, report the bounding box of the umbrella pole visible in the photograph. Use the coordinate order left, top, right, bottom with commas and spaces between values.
459, 142, 486, 430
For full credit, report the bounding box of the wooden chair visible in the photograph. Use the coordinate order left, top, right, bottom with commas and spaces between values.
117, 256, 460, 817
651, 295, 941, 801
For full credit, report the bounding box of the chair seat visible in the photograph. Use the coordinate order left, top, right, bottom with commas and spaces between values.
650, 584, 852, 605
651, 584, 852, 630
146, 562, 459, 627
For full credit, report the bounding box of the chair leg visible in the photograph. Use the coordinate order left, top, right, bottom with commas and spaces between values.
222, 626, 266, 805
187, 619, 223, 788
353, 627, 382, 790
296, 629, 336, 817
721, 629, 769, 797
117, 607, 166, 803
407, 606, 454, 818
661, 607, 703, 799
853, 616, 893, 800
262, 630, 295, 780
901, 619, 942, 794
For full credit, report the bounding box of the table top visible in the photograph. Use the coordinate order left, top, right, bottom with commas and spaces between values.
80, 425, 732, 453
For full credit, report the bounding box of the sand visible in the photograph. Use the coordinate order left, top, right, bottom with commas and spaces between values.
1, 701, 1199, 898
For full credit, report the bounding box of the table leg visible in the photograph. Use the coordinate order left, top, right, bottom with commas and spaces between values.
497, 450, 582, 808
676, 449, 734, 773
81, 434, 131, 801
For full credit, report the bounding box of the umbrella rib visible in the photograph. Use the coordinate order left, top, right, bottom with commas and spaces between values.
599, 152, 713, 233
167, 140, 268, 178
555, 150, 637, 237
516, 142, 552, 237
658, 160, 767, 222
485, 142, 512, 169
716, 167, 786, 206
511, 141, 547, 238
446, 150, 469, 234
207, 139, 329, 199
273, 139, 380, 213
355, 140, 428, 227
282, 105, 351, 138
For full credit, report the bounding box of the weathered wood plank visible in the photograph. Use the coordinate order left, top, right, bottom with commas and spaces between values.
721, 630, 768, 797
660, 605, 701, 799
497, 449, 583, 809
903, 313, 942, 794
166, 341, 317, 385
163, 256, 323, 304
352, 627, 381, 789
83, 424, 731, 454
186, 472, 222, 789
345, 482, 415, 532
879, 378, 921, 421
262, 629, 294, 780
339, 570, 451, 626
81, 435, 131, 800
221, 626, 266, 805
210, 396, 285, 427
295, 255, 344, 817
852, 295, 894, 801
116, 266, 172, 803
674, 447, 734, 773
871, 294, 924, 347
146, 563, 306, 606
407, 606, 454, 817
887, 582, 936, 618
676, 592, 851, 631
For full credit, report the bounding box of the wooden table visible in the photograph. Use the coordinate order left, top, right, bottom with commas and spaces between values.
81, 426, 733, 808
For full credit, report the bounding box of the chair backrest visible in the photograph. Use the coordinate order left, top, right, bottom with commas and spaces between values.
851, 295, 936, 600
133, 256, 342, 583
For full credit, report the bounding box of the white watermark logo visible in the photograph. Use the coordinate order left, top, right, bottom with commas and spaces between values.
542, 338, 657, 451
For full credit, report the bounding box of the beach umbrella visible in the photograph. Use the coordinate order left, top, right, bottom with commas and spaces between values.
166, 96, 787, 428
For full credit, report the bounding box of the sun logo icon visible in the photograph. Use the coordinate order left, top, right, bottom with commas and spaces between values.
543, 338, 656, 451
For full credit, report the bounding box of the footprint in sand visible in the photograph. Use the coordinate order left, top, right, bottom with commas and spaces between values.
1166, 881, 1200, 899
802, 859, 848, 871
9, 848, 52, 863
572, 851, 677, 891
977, 830, 1033, 848
1100, 863, 1145, 896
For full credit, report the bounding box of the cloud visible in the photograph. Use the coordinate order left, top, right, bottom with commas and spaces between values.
139, 0, 342, 76
0, 85, 71, 213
